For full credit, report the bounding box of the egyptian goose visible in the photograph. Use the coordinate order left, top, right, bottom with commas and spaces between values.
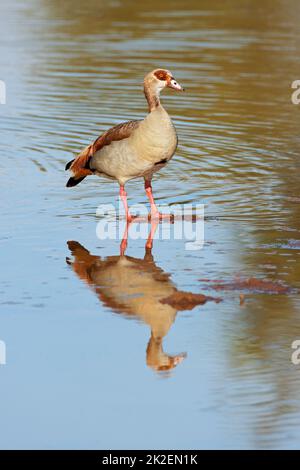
65, 69, 184, 220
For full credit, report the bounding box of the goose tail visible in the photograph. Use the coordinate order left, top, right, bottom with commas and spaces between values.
65, 144, 93, 187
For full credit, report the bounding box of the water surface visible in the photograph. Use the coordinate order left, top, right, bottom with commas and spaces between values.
0, 0, 300, 449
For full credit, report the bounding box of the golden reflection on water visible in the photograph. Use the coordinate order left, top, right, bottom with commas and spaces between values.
66, 220, 218, 373
67, 239, 185, 373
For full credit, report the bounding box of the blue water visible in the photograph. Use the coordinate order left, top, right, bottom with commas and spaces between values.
1, 0, 300, 449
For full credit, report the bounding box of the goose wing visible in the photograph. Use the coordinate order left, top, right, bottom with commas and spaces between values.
65, 120, 141, 184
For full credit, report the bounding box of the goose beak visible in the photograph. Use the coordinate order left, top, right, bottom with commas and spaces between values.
168, 77, 185, 92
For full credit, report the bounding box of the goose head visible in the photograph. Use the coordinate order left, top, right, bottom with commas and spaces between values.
146, 334, 187, 372
144, 68, 184, 95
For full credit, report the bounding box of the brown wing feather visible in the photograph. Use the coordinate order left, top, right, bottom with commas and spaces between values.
91, 120, 141, 154
67, 120, 141, 181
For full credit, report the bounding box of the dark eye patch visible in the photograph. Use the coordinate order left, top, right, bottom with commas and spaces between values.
154, 70, 168, 81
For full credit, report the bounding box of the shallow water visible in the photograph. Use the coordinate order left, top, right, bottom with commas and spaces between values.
1, 0, 300, 449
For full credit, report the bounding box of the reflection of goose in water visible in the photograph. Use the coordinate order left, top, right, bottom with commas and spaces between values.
66, 224, 219, 372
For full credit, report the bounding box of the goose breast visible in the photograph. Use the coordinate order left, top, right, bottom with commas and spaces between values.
90, 107, 177, 184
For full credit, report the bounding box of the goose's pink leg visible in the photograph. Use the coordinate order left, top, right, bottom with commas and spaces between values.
145, 218, 159, 250
119, 185, 132, 221
144, 180, 160, 219
120, 219, 131, 256
144, 180, 171, 220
